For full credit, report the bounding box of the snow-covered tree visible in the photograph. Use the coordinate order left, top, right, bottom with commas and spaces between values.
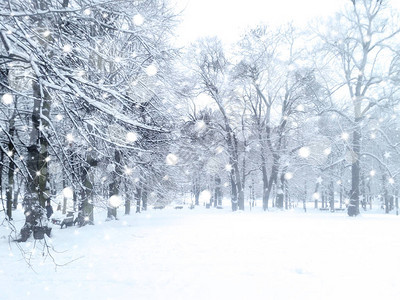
188, 37, 247, 211
314, 0, 400, 215
0, 0, 177, 240
234, 24, 324, 210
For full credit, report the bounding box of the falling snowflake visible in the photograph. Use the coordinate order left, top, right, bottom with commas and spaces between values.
215, 146, 224, 154
83, 8, 91, 16
312, 192, 320, 200
42, 30, 51, 37
341, 132, 349, 141
323, 147, 331, 156
63, 44, 72, 53
106, 163, 115, 172
284, 172, 293, 180
63, 187, 74, 199
370, 170, 376, 177
76, 70, 85, 77
133, 14, 144, 26
2, 93, 13, 105
109, 195, 122, 207
124, 166, 132, 175
298, 147, 310, 158
166, 153, 178, 166
145, 64, 158, 76
56, 114, 63, 121
194, 120, 206, 132
225, 164, 232, 172
66, 133, 74, 142
126, 131, 138, 143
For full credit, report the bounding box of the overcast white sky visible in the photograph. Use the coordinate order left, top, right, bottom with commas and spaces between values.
173, 0, 400, 46
173, 0, 347, 45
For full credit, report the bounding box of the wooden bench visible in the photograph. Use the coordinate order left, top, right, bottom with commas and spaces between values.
153, 205, 165, 210
60, 212, 75, 228
60, 216, 74, 228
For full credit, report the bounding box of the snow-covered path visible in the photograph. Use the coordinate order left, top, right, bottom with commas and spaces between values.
1, 208, 400, 300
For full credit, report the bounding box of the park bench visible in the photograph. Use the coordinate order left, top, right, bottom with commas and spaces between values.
153, 205, 165, 210
60, 212, 75, 228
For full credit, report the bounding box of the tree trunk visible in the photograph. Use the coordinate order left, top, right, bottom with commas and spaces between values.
6, 116, 15, 220
230, 169, 238, 211
193, 177, 200, 206
20, 77, 51, 240
108, 150, 121, 220
81, 160, 94, 224
13, 179, 20, 209
214, 175, 221, 207
264, 155, 279, 211
135, 186, 142, 213
62, 175, 67, 214
348, 126, 361, 216
276, 191, 284, 208
142, 187, 148, 211
284, 179, 289, 210
125, 196, 131, 215
262, 165, 269, 211
124, 181, 131, 215
235, 166, 244, 210
383, 174, 389, 214
314, 182, 320, 209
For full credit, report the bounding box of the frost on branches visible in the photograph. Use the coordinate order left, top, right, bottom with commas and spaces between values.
0, 0, 177, 241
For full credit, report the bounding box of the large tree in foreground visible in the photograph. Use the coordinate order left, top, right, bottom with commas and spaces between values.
0, 0, 176, 240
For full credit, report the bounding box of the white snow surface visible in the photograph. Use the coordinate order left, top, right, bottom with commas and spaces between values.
1, 206, 400, 300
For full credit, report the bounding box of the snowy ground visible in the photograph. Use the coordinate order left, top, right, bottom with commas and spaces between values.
1, 203, 400, 300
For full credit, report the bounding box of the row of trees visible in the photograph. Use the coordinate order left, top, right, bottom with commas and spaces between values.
178, 0, 400, 215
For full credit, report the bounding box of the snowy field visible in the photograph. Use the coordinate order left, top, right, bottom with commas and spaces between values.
1, 205, 400, 300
